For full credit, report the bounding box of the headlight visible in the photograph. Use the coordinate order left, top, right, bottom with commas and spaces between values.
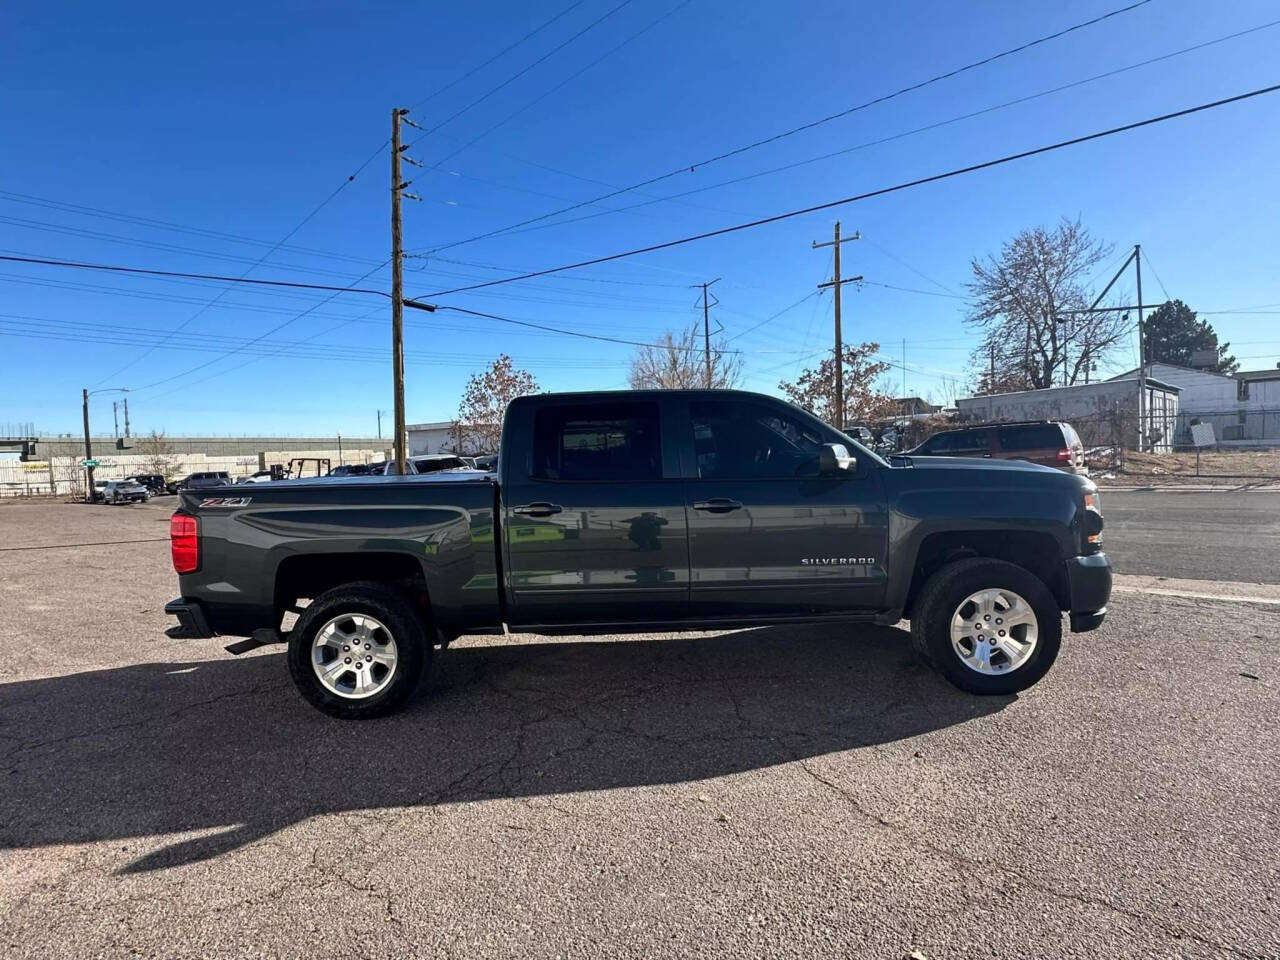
1082, 491, 1103, 549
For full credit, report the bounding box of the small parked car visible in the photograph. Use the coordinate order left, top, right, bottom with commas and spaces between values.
412, 454, 467, 474
103, 478, 149, 504
236, 471, 275, 484
125, 474, 167, 495
327, 463, 376, 477
907, 420, 1087, 474
360, 457, 468, 476
172, 471, 232, 492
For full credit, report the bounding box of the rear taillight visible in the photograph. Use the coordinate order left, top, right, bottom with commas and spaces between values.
170, 513, 199, 574
1057, 448, 1072, 462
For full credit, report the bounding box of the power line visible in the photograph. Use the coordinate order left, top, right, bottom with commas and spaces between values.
127, 259, 391, 394
0, 253, 390, 297
722, 291, 820, 343
91, 138, 390, 387
1140, 247, 1173, 301
411, 0, 1157, 256
408, 0, 637, 144
465, 18, 1280, 246
406, 1, 589, 110
418, 82, 1280, 299
860, 237, 961, 296
861, 280, 968, 300
424, 0, 694, 169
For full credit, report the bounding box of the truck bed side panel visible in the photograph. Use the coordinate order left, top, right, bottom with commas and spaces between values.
177, 479, 500, 636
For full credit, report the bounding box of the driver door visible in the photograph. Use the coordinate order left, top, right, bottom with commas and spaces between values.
680, 397, 889, 618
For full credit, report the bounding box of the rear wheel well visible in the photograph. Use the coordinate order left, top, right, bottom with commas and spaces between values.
903, 531, 1067, 618
275, 552, 429, 621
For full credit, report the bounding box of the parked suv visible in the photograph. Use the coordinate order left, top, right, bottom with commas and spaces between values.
907, 421, 1086, 474
125, 474, 167, 495
170, 471, 232, 493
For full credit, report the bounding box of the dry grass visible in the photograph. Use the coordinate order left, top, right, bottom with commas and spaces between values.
1092, 447, 1280, 484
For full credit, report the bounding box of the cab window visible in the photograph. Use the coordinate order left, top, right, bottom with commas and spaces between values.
689, 399, 828, 480
532, 402, 662, 482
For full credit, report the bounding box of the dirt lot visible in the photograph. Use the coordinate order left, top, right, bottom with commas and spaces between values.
1, 499, 1278, 959
1095, 448, 1280, 486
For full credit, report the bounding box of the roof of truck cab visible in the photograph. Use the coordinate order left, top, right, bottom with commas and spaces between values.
512, 388, 776, 399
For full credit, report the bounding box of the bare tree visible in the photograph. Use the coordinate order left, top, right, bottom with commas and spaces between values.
137, 430, 184, 479
967, 219, 1129, 390
456, 355, 538, 453
628, 322, 742, 390
778, 342, 895, 427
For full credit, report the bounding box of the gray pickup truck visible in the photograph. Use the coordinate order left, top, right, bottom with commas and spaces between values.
165, 389, 1110, 718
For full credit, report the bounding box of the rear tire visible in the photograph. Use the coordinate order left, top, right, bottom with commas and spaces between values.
910, 558, 1061, 695
287, 581, 428, 719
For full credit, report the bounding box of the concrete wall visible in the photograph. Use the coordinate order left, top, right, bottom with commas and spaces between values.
0, 446, 389, 498
30, 435, 385, 458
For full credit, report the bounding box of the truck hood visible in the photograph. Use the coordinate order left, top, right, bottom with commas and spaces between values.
886, 455, 1095, 498
892, 455, 1056, 474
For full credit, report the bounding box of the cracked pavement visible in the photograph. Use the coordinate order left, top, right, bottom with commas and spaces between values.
1, 499, 1278, 959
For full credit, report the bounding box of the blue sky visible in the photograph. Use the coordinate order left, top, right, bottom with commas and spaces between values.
2, 0, 1278, 438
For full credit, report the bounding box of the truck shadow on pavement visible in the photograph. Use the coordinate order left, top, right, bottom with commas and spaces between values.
0, 624, 1008, 873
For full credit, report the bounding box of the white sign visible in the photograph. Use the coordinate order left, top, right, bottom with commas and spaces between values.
1190, 422, 1216, 448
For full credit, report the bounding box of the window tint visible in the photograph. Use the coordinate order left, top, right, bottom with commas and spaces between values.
997, 424, 1064, 450
924, 429, 987, 454
532, 402, 662, 482
690, 399, 829, 479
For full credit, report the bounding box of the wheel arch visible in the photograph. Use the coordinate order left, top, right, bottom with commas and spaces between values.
274, 551, 433, 629
901, 530, 1069, 619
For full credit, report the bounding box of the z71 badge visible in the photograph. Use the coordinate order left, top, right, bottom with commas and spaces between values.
199, 497, 253, 508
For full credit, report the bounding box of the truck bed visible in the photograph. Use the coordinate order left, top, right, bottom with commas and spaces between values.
175, 472, 501, 638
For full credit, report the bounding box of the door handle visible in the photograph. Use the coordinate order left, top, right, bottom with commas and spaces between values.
692, 498, 743, 513
512, 502, 563, 517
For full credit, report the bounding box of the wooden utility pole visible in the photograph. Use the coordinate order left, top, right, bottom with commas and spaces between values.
814, 223, 861, 429
1135, 243, 1145, 452
694, 278, 721, 388
112, 401, 119, 439
122, 396, 130, 438
82, 388, 95, 502
391, 108, 409, 475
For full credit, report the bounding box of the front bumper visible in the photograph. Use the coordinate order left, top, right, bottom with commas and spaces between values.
164, 597, 215, 639
1065, 553, 1111, 632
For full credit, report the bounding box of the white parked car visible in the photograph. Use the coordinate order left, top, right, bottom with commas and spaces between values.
103, 478, 149, 504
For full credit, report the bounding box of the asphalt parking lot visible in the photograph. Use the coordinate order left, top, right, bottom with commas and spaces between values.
1, 498, 1277, 959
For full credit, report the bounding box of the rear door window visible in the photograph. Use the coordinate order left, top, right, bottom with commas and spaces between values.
531, 402, 662, 482
997, 424, 1063, 451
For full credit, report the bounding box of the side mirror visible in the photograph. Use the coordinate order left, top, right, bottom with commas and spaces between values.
818, 443, 855, 475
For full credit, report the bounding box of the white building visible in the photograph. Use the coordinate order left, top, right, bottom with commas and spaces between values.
405, 421, 457, 456
956, 375, 1180, 452
1107, 362, 1280, 447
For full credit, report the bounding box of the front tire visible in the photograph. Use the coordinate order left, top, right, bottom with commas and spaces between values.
910, 558, 1061, 695
287, 581, 428, 719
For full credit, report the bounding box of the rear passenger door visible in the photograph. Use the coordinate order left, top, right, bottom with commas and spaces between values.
503, 398, 689, 627
679, 397, 889, 617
